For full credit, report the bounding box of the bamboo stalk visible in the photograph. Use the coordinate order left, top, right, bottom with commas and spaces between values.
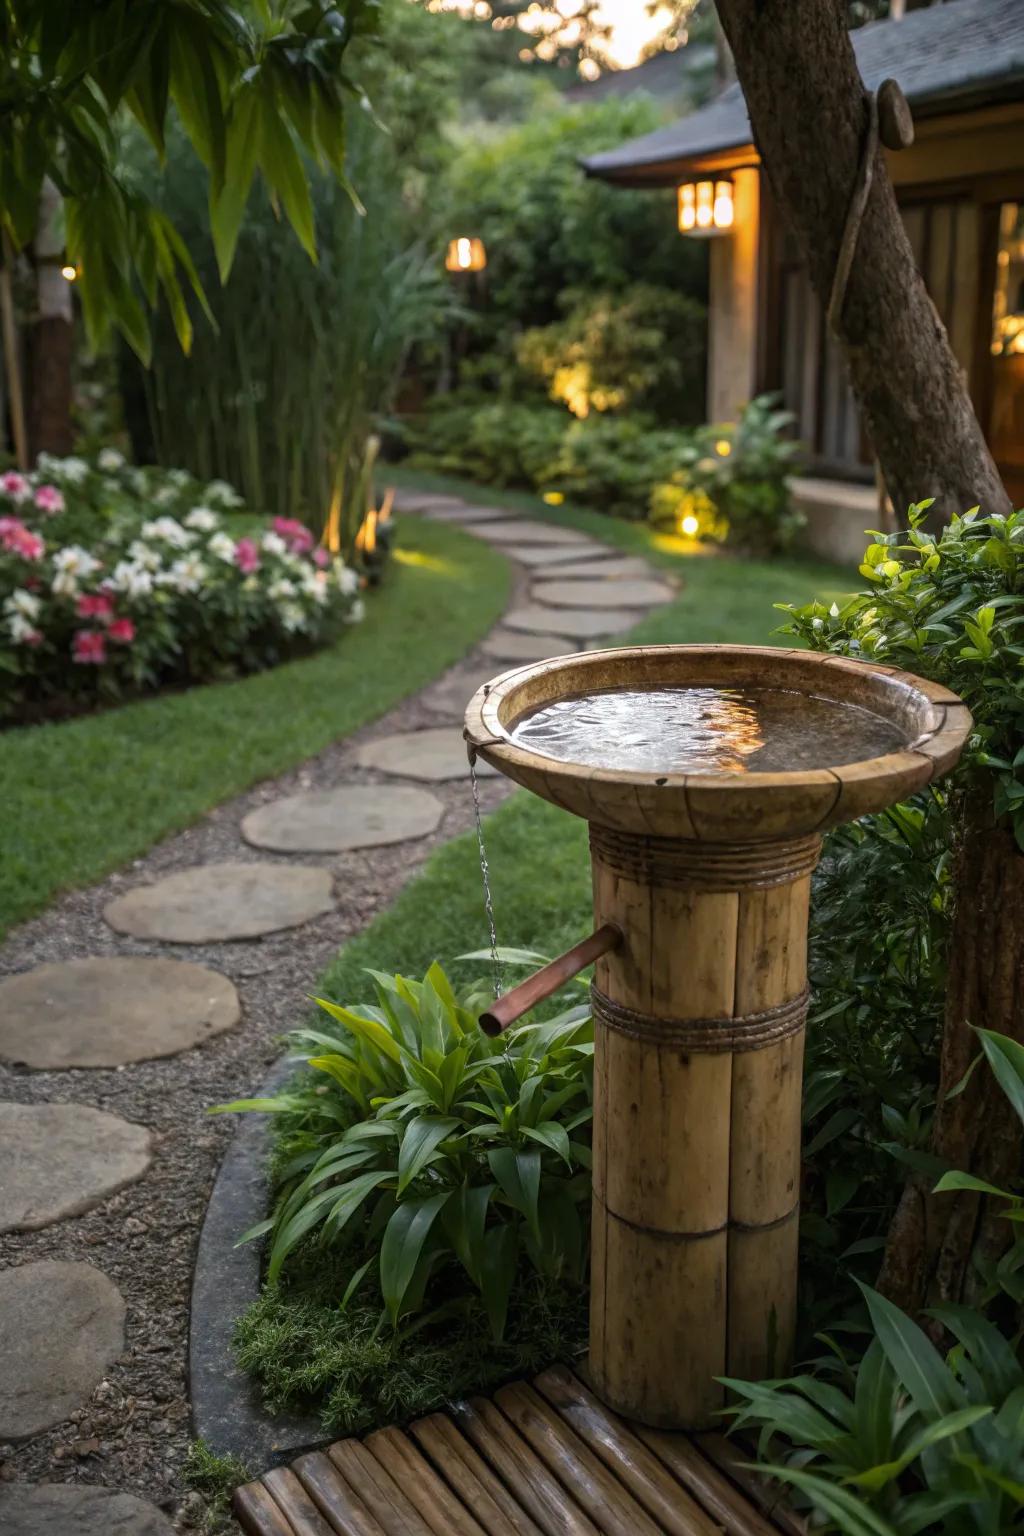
0, 234, 29, 468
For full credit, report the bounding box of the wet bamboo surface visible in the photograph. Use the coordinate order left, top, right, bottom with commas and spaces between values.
234, 1366, 801, 1536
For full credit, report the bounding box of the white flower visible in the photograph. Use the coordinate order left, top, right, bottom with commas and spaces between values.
168, 469, 191, 488
129, 468, 148, 494
37, 453, 89, 485
127, 541, 163, 572
97, 448, 125, 472
52, 546, 100, 582
153, 485, 179, 506
208, 531, 236, 564
108, 561, 154, 599
260, 532, 287, 558
344, 597, 365, 625
334, 562, 359, 596
8, 612, 40, 643
301, 571, 330, 605
268, 578, 297, 601
5, 588, 41, 621
279, 602, 308, 633
164, 555, 208, 594
185, 506, 218, 532
205, 479, 243, 509
141, 517, 193, 549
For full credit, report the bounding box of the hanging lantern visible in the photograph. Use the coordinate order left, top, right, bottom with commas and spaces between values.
445, 236, 487, 273
677, 179, 734, 237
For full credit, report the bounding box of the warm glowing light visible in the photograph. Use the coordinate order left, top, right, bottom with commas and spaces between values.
678, 179, 734, 238
542, 490, 565, 505
715, 439, 731, 457
445, 236, 487, 273
61, 264, 78, 281
355, 507, 378, 556
680, 513, 700, 537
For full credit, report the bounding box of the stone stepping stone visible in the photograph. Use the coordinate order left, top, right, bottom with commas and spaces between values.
0, 1103, 152, 1232
391, 492, 464, 513
0, 957, 240, 1069
0, 1484, 173, 1535
242, 785, 443, 854
419, 671, 486, 719
471, 520, 595, 546
504, 605, 640, 640
105, 861, 333, 943
537, 555, 652, 580
481, 629, 577, 663
356, 727, 499, 782
425, 505, 510, 524
0, 1261, 125, 1440
506, 544, 613, 567
532, 577, 675, 609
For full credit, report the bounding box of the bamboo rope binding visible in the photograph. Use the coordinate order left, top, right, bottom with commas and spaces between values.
589, 825, 821, 890
591, 985, 809, 1054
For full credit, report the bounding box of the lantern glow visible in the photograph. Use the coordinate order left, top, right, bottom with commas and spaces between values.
677, 179, 734, 237
445, 236, 487, 273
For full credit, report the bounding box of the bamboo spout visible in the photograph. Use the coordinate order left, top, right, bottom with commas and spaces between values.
478, 924, 623, 1037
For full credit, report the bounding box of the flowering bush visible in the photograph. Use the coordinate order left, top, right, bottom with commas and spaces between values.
0, 453, 362, 723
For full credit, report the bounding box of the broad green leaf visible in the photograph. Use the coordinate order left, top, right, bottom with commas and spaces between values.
978, 1029, 1024, 1127
267, 1170, 390, 1283
260, 91, 317, 263
927, 1302, 1023, 1403
753, 1465, 901, 1536
932, 1171, 1011, 1199
488, 1147, 542, 1241
441, 1181, 493, 1287
396, 1116, 460, 1195
379, 1191, 449, 1326
479, 1222, 519, 1342
522, 1121, 573, 1167
859, 1283, 964, 1421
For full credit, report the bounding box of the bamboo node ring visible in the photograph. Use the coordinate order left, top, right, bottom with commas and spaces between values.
590, 986, 809, 1054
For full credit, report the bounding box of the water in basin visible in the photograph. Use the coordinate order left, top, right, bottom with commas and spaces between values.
506, 686, 908, 774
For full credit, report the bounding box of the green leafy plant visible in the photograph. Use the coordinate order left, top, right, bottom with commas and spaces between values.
650, 394, 803, 556
723, 1283, 1024, 1535
516, 284, 706, 426
778, 503, 1024, 847
1, 0, 378, 357
214, 962, 593, 1341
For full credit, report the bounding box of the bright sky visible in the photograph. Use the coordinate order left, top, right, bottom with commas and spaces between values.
592, 1, 677, 67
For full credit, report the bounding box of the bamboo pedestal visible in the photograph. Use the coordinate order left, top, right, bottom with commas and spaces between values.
465, 644, 971, 1431
588, 826, 819, 1427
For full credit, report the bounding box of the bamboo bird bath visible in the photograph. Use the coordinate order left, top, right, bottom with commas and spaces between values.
465, 644, 970, 1431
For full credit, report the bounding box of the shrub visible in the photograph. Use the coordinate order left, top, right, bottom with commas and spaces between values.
650, 395, 803, 556
215, 962, 593, 1342
0, 454, 360, 722
779, 502, 1024, 846
407, 399, 565, 489
516, 284, 707, 426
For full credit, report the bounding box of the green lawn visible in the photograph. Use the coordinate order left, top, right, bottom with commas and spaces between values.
323, 477, 853, 1002
0, 516, 510, 938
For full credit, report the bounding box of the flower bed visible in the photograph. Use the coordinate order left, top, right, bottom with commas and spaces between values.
1, 453, 362, 723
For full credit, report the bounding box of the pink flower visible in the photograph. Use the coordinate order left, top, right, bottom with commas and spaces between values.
34, 484, 65, 516
272, 516, 314, 555
1, 471, 30, 503
108, 617, 135, 644
72, 629, 106, 665
234, 537, 261, 574
313, 547, 330, 568
20, 629, 42, 647
77, 592, 114, 621
0, 517, 44, 560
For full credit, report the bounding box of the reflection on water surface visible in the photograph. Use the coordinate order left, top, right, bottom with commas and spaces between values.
506, 687, 907, 774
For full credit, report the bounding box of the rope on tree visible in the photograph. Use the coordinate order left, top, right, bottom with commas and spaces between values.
827, 77, 914, 334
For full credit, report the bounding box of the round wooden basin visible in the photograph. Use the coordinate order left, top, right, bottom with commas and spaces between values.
464, 643, 972, 841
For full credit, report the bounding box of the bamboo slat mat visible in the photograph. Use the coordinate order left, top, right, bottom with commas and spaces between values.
234, 1365, 803, 1536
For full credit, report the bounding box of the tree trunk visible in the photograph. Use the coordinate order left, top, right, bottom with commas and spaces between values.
714, 0, 1010, 520
28, 177, 73, 459
879, 797, 1024, 1312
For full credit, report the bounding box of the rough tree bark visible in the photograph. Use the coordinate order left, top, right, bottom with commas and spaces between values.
714, 0, 1010, 522
714, 0, 1020, 1313
29, 177, 73, 459
879, 798, 1024, 1312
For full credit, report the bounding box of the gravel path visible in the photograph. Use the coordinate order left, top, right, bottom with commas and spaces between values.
0, 497, 667, 1531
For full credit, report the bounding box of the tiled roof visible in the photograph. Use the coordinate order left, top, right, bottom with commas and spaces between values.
583, 0, 1024, 182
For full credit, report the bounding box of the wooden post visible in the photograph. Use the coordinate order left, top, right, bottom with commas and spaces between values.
588, 827, 819, 1429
